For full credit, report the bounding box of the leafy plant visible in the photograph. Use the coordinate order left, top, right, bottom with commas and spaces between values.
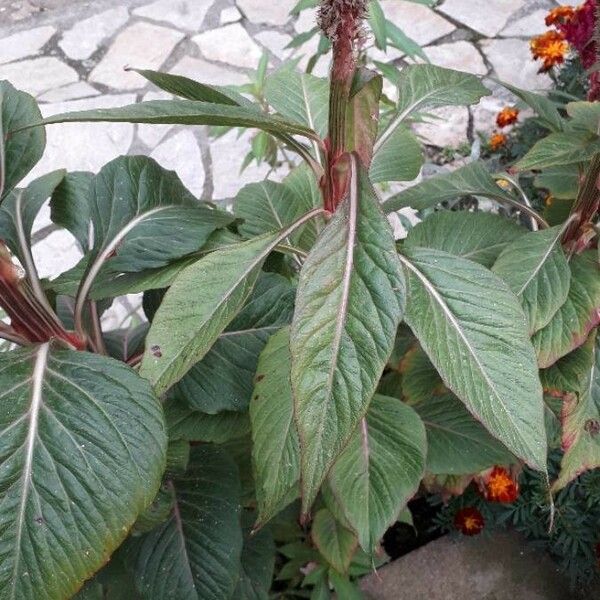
0, 1, 598, 598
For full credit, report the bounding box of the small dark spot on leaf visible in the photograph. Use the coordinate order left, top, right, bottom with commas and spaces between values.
584, 419, 600, 436
253, 395, 260, 401
34, 516, 45, 525
255, 374, 265, 382
151, 345, 162, 358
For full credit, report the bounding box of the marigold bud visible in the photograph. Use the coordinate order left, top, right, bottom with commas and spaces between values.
454, 507, 485, 536
489, 132, 508, 151
496, 106, 519, 128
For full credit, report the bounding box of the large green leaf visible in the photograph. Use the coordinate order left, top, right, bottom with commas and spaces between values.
291, 156, 405, 512
516, 131, 600, 171
311, 509, 357, 574
383, 161, 517, 213
234, 180, 313, 251
128, 445, 243, 600
264, 68, 329, 139
398, 344, 445, 405
370, 125, 423, 184
0, 170, 65, 266
325, 395, 426, 552
33, 99, 320, 142
140, 209, 321, 394
164, 396, 251, 443
233, 515, 275, 600
534, 165, 578, 201
492, 226, 571, 334
405, 211, 524, 268
250, 328, 300, 527
532, 251, 600, 368
399, 246, 548, 471
0, 81, 46, 200
86, 155, 232, 273
374, 65, 489, 162
175, 273, 294, 413
415, 394, 514, 475
498, 81, 564, 132
0, 344, 167, 599
49, 171, 93, 250
546, 334, 600, 490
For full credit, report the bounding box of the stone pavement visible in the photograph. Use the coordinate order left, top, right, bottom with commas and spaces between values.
0, 0, 562, 326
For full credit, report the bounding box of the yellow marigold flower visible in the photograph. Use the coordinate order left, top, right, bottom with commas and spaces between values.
545, 5, 575, 26
496, 178, 510, 190
489, 132, 507, 151
530, 30, 569, 71
496, 106, 519, 128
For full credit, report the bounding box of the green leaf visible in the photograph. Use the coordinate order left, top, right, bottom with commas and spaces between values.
291, 156, 405, 512
0, 80, 46, 200
375, 65, 489, 163
140, 209, 320, 394
86, 155, 233, 273
311, 509, 358, 574
35, 98, 321, 142
250, 327, 300, 527
532, 251, 600, 368
516, 131, 600, 171
0, 170, 65, 265
566, 100, 600, 133
233, 517, 276, 600
368, 0, 387, 49
383, 161, 515, 213
49, 171, 93, 250
399, 246, 548, 472
370, 125, 423, 183
492, 226, 571, 335
399, 344, 445, 405
553, 333, 599, 490
325, 395, 426, 553
234, 180, 312, 250
498, 81, 564, 132
128, 445, 243, 600
264, 68, 329, 139
385, 21, 427, 61
328, 569, 363, 600
405, 211, 524, 268
415, 394, 514, 475
345, 69, 383, 167
534, 165, 578, 200
0, 344, 167, 599
165, 396, 251, 442
130, 68, 252, 107
175, 273, 295, 413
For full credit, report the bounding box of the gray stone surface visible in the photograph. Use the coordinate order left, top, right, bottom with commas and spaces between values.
237, 0, 297, 26
193, 23, 262, 69
413, 106, 470, 148
89, 21, 184, 89
59, 7, 129, 60
38, 81, 100, 102
500, 9, 550, 37
361, 533, 579, 600
132, 0, 213, 31
169, 55, 248, 86
440, 0, 526, 37
481, 37, 552, 90
0, 25, 55, 64
0, 56, 78, 96
421, 41, 488, 76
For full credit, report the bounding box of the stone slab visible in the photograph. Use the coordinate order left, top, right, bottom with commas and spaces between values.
150, 130, 204, 197
481, 37, 552, 91
380, 0, 455, 46
59, 7, 129, 60
254, 30, 293, 60
137, 91, 174, 148
500, 9, 550, 37
361, 533, 578, 600
38, 82, 100, 102
192, 23, 262, 69
0, 25, 55, 65
0, 56, 78, 96
133, 0, 213, 32
439, 0, 525, 38
413, 106, 470, 148
89, 22, 184, 90
169, 55, 248, 86
236, 0, 296, 25
421, 41, 487, 76
220, 6, 242, 25
23, 94, 136, 184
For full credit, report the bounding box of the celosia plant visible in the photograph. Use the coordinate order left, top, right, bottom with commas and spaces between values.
0, 0, 598, 598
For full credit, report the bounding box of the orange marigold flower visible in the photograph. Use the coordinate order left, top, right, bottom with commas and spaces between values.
489, 132, 507, 151
530, 30, 569, 71
496, 106, 519, 128
454, 507, 485, 536
485, 466, 519, 503
545, 5, 576, 26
